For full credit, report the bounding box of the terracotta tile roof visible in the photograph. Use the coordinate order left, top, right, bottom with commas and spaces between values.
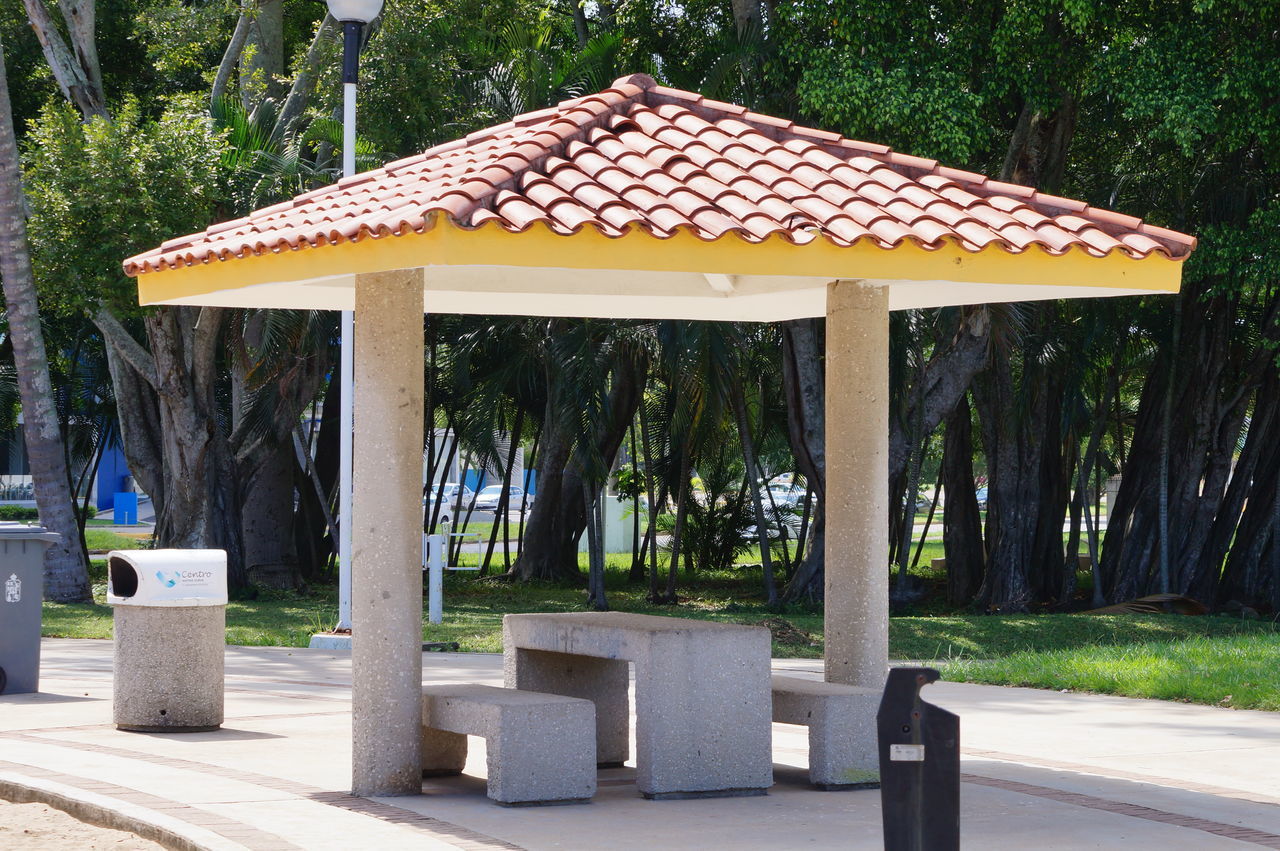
123, 74, 1196, 277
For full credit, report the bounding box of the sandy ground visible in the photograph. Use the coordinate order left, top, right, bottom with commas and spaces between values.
0, 800, 162, 850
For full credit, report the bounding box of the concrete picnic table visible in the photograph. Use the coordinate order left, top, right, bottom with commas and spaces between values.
502, 611, 773, 799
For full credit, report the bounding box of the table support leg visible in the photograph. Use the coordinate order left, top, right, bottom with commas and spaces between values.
631, 634, 773, 798
505, 647, 629, 767
421, 727, 467, 776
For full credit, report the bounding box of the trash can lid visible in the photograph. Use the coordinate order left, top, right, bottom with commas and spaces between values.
0, 522, 61, 543
106, 549, 228, 607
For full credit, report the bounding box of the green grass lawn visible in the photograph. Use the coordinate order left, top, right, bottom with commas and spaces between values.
46, 552, 1276, 709
46, 572, 1278, 702
45, 589, 1273, 664
460, 517, 528, 534
84, 529, 148, 552
943, 632, 1280, 710
49, 564, 831, 655
888, 611, 1276, 659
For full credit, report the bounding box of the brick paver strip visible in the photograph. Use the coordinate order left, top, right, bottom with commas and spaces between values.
3, 732, 522, 850
39, 665, 352, 703
963, 773, 1280, 849
5, 710, 352, 737
11, 714, 1278, 849
964, 747, 1280, 807
0, 758, 301, 850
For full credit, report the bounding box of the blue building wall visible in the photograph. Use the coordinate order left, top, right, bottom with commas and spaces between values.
459, 469, 536, 495
461, 469, 484, 493
95, 441, 131, 511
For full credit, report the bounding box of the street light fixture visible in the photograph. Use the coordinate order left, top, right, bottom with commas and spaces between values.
326, 0, 382, 632
327, 0, 385, 176
325, 0, 384, 20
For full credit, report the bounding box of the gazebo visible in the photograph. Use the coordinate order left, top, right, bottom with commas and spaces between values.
124, 74, 1195, 796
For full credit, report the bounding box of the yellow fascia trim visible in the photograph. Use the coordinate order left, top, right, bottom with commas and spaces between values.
136, 220, 1184, 306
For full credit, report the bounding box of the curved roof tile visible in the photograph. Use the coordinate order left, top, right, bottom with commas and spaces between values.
124, 74, 1196, 277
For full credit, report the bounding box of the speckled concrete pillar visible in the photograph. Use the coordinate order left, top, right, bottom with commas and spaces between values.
824, 280, 889, 688
113, 606, 224, 732
351, 268, 425, 797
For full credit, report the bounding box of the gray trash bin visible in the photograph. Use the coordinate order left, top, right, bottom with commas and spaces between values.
106, 549, 227, 732
0, 523, 60, 695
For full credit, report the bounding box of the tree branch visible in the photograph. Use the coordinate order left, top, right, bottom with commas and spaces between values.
294, 422, 337, 539
22, 0, 106, 119
93, 307, 157, 387
192, 306, 225, 403
888, 307, 990, 480
212, 5, 252, 107
270, 14, 336, 145
60, 0, 103, 102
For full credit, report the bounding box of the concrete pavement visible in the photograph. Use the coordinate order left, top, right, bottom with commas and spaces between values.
1, 639, 1278, 849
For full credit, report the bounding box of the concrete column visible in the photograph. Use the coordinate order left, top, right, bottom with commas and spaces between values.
352, 268, 425, 796
824, 279, 889, 688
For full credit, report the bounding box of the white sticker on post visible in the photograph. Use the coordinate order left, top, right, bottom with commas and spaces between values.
890, 744, 926, 762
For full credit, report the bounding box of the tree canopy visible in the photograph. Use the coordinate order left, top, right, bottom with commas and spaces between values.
3, 0, 1278, 612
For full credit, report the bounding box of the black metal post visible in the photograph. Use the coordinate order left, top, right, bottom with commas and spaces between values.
342, 20, 362, 85
877, 667, 960, 851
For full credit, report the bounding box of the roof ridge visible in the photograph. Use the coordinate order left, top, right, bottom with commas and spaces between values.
391, 80, 655, 228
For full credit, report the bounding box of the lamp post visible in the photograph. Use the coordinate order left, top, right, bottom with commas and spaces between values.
327, 0, 382, 632
328, 1, 424, 797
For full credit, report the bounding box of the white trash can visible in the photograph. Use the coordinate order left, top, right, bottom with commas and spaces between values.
107, 549, 227, 732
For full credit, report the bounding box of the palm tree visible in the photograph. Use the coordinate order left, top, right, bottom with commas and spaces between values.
514, 318, 646, 582
0, 39, 90, 601
642, 320, 747, 602
213, 95, 381, 588
468, 21, 622, 120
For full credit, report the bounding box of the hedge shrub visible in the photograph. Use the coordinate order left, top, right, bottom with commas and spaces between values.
0, 503, 98, 521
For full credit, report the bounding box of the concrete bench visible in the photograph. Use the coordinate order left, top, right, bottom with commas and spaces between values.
771, 674, 879, 789
504, 612, 772, 799
420, 683, 596, 806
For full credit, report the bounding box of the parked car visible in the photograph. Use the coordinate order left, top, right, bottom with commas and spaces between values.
741, 501, 805, 541
742, 514, 804, 542
425, 483, 474, 506
424, 483, 474, 525
474, 485, 527, 512
760, 482, 807, 508
975, 486, 989, 510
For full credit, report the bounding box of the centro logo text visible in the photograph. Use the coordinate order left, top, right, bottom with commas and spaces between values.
155, 569, 214, 588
